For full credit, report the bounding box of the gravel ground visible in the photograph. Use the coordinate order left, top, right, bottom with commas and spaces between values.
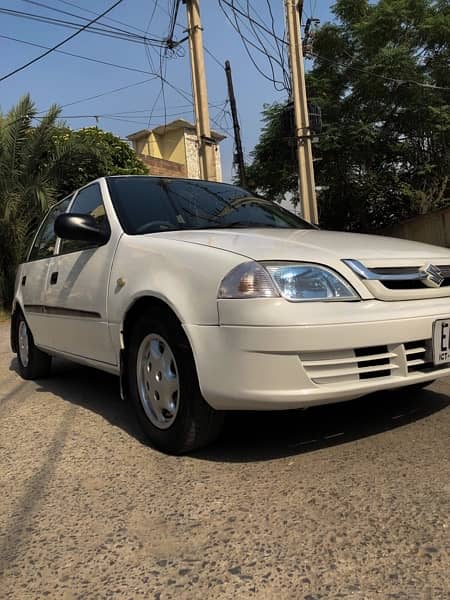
0, 321, 449, 600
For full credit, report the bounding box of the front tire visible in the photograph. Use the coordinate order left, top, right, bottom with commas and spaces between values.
15, 314, 52, 379
127, 311, 224, 454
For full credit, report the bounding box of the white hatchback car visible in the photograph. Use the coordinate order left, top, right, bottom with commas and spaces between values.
11, 176, 450, 453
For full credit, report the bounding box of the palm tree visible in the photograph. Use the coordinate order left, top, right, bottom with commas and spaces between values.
0, 95, 98, 308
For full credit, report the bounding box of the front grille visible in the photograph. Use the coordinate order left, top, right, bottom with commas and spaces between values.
372, 266, 450, 290
300, 345, 398, 385
381, 278, 450, 290
343, 260, 450, 298
404, 340, 432, 373
354, 345, 391, 379
300, 340, 444, 386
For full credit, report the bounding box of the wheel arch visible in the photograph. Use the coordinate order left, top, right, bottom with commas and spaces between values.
124, 294, 187, 337
10, 301, 24, 353
119, 295, 197, 400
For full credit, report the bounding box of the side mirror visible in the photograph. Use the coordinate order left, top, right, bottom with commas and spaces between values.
54, 213, 110, 245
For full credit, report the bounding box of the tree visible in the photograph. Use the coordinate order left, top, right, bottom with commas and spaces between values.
247, 0, 450, 232
52, 126, 147, 198
0, 96, 147, 308
0, 95, 91, 307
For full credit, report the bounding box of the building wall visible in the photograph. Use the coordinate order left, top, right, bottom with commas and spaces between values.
159, 131, 186, 164
184, 131, 222, 181
132, 127, 223, 181
214, 144, 223, 182
133, 136, 148, 156
381, 207, 450, 248
139, 155, 187, 178
133, 131, 186, 165
184, 132, 201, 179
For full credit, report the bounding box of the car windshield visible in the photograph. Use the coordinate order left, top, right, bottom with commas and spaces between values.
106, 176, 315, 234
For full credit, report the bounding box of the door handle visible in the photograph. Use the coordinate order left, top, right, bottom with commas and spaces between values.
21, 275, 26, 286
50, 272, 58, 285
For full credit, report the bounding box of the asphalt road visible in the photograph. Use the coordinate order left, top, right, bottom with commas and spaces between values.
0, 320, 449, 600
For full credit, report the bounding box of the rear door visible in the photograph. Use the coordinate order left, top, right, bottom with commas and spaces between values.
44, 182, 120, 365
20, 198, 72, 349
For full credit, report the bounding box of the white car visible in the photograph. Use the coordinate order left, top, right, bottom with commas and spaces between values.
11, 176, 450, 453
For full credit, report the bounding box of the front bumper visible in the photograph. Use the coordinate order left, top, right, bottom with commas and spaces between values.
184, 298, 450, 410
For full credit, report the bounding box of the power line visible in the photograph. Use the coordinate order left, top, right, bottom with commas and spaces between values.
0, 7, 167, 46
167, 0, 182, 45
56, 109, 197, 120
18, 0, 148, 40
218, 0, 290, 91
56, 78, 157, 110
220, 0, 286, 45
0, 33, 194, 101
53, 0, 152, 37
152, 0, 224, 77
0, 0, 126, 82
0, 33, 157, 75
204, 46, 224, 69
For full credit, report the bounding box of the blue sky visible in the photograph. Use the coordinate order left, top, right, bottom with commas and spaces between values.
0, 0, 334, 181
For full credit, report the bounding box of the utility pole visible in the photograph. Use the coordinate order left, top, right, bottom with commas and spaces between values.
184, 0, 216, 181
224, 60, 246, 187
284, 0, 318, 223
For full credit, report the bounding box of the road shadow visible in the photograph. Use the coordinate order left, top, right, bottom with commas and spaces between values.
8, 356, 147, 444
9, 356, 450, 462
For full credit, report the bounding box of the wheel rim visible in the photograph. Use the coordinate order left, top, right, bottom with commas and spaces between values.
18, 320, 29, 368
136, 333, 180, 430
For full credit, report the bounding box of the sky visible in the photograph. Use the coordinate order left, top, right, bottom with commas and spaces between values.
0, 0, 334, 182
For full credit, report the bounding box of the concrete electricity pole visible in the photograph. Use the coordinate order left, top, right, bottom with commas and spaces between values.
184, 0, 216, 181
225, 60, 246, 188
284, 0, 318, 223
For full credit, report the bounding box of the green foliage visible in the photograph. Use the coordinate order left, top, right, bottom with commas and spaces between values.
0, 96, 147, 307
52, 126, 147, 197
246, 103, 299, 203
247, 0, 450, 231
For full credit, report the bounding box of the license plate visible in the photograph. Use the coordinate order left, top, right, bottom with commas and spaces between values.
433, 319, 450, 365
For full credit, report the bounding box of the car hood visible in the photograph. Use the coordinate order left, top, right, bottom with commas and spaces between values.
153, 228, 450, 266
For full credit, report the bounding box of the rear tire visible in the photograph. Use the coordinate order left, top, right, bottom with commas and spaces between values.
126, 310, 224, 454
15, 314, 52, 379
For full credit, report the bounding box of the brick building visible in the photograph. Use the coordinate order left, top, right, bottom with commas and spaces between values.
127, 119, 225, 181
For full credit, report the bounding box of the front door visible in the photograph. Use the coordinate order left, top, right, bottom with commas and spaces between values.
44, 183, 120, 365
21, 198, 72, 349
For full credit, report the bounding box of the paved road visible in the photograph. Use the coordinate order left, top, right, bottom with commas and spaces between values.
0, 321, 449, 600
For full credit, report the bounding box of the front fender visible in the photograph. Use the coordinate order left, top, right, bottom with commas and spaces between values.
107, 235, 248, 326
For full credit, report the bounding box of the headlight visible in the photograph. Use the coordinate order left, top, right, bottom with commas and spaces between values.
218, 261, 359, 301
263, 263, 359, 301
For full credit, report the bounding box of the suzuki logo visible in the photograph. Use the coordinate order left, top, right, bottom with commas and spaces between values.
420, 264, 444, 288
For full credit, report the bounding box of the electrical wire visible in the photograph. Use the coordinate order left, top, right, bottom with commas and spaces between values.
218, 0, 290, 92
0, 7, 167, 46
56, 78, 157, 110
220, 0, 286, 45
53, 0, 152, 37
167, 0, 182, 45
204, 46, 224, 70
0, 0, 126, 82
0, 33, 195, 101
18, 0, 150, 40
